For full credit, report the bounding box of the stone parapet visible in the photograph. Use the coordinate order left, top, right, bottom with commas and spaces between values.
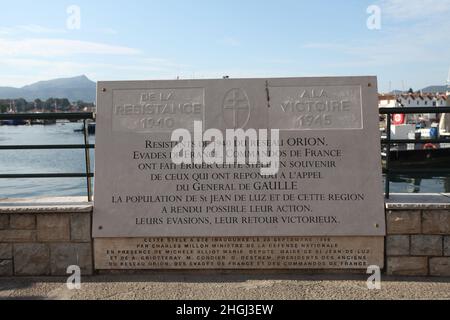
0, 199, 92, 277
385, 194, 450, 276
1, 195, 449, 277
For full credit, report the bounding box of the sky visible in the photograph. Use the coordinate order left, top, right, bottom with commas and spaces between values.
0, 0, 450, 92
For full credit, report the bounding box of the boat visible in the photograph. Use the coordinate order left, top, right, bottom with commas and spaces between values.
0, 102, 29, 125
43, 119, 57, 125
382, 146, 450, 170
30, 119, 45, 125
0, 119, 28, 126
382, 111, 450, 170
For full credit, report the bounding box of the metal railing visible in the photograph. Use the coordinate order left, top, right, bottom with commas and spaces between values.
0, 112, 95, 201
380, 106, 450, 199
1, 108, 450, 202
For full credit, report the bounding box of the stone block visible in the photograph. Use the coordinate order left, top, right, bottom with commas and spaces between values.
444, 237, 450, 256
0, 243, 12, 259
0, 260, 13, 277
386, 235, 410, 256
422, 210, 450, 235
50, 243, 93, 276
411, 235, 443, 256
37, 214, 70, 242
387, 257, 428, 276
71, 214, 91, 242
0, 230, 36, 242
0, 215, 9, 229
429, 258, 450, 276
386, 210, 421, 234
14, 243, 50, 276
9, 214, 36, 230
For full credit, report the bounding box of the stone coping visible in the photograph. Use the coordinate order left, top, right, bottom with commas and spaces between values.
0, 197, 92, 213
385, 193, 450, 210
0, 194, 449, 213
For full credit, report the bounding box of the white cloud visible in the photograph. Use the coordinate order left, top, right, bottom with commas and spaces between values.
0, 56, 187, 87
380, 0, 450, 20
0, 24, 122, 36
302, 7, 450, 69
18, 24, 66, 34
0, 24, 66, 35
0, 38, 141, 57
0, 27, 14, 35
0, 57, 183, 73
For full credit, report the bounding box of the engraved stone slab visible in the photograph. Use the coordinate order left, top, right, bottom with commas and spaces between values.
268, 85, 363, 130
94, 77, 385, 238
94, 237, 384, 270
112, 88, 205, 133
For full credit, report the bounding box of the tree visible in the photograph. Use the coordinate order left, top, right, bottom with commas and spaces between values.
60, 98, 71, 109
408, 88, 414, 94
34, 99, 43, 110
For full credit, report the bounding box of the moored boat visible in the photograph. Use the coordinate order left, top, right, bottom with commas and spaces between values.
0, 119, 28, 126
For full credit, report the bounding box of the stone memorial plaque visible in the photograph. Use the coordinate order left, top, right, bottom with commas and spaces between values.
94, 237, 384, 270
94, 77, 384, 238
93, 76, 385, 270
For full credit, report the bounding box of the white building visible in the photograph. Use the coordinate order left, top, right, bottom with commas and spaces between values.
378, 94, 398, 108
397, 93, 447, 108
379, 93, 448, 123
378, 93, 447, 109
399, 93, 447, 122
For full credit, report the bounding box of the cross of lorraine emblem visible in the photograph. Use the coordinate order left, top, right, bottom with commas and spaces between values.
222, 88, 251, 129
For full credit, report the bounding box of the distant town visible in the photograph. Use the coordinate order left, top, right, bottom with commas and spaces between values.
0, 98, 95, 114
0, 75, 449, 116
0, 75, 96, 114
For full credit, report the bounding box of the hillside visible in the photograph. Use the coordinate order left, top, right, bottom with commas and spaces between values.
0, 75, 96, 102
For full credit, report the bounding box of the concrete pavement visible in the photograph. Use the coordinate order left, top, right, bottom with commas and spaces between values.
1, 273, 449, 300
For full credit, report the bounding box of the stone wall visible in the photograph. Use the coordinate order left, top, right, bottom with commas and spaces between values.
0, 208, 92, 276
1, 197, 449, 277
385, 196, 450, 277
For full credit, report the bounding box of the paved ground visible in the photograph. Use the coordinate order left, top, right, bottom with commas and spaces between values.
0, 273, 449, 300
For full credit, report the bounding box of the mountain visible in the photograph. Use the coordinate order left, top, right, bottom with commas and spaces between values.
420, 85, 448, 93
390, 85, 449, 95
1, 76, 447, 102
0, 75, 96, 102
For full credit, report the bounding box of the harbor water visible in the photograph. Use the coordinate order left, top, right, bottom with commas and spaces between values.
0, 123, 449, 199
0, 122, 94, 199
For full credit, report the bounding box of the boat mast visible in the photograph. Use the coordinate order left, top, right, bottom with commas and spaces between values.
446, 66, 450, 106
